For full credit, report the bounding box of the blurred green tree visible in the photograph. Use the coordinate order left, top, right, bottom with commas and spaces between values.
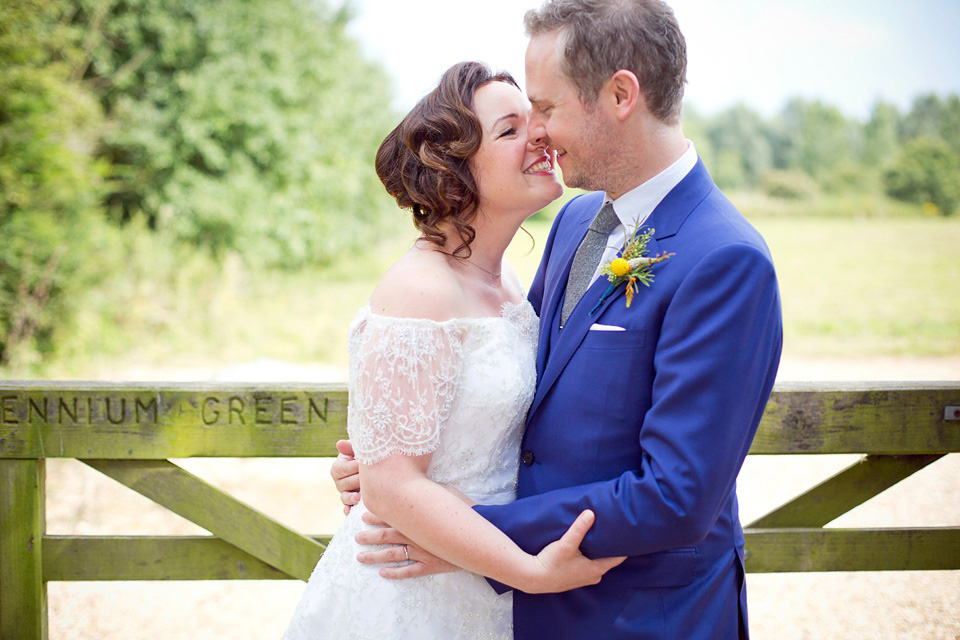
771, 98, 859, 185
72, 0, 397, 268
681, 105, 710, 161
883, 136, 960, 215
680, 104, 717, 179
862, 101, 901, 168
1, 0, 399, 367
900, 93, 960, 157
704, 104, 773, 189
0, 0, 116, 365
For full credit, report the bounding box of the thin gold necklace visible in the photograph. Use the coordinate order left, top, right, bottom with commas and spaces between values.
462, 258, 501, 278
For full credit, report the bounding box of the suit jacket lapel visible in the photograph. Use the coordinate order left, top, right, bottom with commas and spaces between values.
534, 196, 599, 384
527, 160, 715, 421
527, 272, 608, 418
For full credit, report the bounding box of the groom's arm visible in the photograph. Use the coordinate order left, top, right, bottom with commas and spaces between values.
475, 241, 782, 559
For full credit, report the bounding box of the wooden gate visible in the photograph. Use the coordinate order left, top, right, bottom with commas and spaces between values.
1, 381, 958, 639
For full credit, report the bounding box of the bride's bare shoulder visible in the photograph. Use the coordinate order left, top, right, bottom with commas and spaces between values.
369, 245, 467, 321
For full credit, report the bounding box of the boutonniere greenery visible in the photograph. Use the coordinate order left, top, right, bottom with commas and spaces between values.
589, 226, 674, 314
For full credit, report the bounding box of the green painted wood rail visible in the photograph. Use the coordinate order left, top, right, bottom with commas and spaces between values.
1, 381, 958, 639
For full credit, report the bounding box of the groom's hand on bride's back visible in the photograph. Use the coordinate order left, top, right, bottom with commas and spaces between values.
331, 439, 361, 514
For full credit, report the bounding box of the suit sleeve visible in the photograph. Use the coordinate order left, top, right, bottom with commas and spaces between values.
476, 241, 782, 558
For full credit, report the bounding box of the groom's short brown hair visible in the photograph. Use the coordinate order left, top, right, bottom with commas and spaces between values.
525, 0, 687, 124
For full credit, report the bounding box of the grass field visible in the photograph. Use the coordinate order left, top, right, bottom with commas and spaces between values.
754, 215, 960, 357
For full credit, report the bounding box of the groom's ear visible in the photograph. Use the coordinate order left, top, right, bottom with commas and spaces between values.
605, 70, 641, 121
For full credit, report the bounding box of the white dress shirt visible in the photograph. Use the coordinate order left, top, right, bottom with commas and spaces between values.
588, 141, 699, 287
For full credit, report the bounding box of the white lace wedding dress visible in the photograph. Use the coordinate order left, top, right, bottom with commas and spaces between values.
282, 300, 538, 640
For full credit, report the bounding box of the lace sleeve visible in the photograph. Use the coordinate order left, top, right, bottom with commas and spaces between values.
347, 314, 465, 465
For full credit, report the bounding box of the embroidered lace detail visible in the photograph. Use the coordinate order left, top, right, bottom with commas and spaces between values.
347, 312, 466, 464
282, 300, 538, 639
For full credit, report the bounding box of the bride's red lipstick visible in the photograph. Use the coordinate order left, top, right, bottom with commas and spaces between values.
523, 153, 553, 174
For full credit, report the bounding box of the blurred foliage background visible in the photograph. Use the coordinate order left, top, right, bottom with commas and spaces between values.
1, 0, 395, 371
1, 0, 958, 377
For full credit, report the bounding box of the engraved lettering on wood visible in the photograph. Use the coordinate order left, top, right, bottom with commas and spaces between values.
4, 394, 164, 426
203, 397, 221, 425
28, 398, 47, 422
105, 398, 126, 424
1, 391, 336, 431
309, 397, 328, 423
229, 397, 245, 425
254, 396, 272, 425
2, 395, 17, 423
135, 397, 159, 423
58, 397, 78, 423
280, 397, 297, 425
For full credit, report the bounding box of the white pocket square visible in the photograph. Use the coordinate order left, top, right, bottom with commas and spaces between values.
589, 323, 625, 332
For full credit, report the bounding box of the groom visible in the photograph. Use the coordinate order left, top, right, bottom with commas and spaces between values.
336, 1, 781, 637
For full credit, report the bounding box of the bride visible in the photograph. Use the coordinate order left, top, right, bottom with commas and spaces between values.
282, 61, 624, 639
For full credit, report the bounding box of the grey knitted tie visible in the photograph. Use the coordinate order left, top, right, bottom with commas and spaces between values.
561, 202, 620, 324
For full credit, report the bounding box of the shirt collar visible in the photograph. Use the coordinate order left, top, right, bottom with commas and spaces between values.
603, 140, 698, 230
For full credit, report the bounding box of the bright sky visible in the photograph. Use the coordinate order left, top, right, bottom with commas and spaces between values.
345, 0, 960, 120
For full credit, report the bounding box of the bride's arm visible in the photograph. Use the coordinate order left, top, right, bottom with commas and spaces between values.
346, 261, 622, 590
360, 450, 622, 594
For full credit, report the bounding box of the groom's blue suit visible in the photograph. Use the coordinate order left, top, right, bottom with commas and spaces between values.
475, 159, 782, 639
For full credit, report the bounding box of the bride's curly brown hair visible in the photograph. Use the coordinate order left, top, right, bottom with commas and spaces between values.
375, 61, 520, 258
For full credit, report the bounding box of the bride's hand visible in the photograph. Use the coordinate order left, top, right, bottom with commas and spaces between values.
522, 510, 626, 594
355, 511, 459, 579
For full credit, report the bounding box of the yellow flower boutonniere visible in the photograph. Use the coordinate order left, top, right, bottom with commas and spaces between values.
589, 227, 674, 314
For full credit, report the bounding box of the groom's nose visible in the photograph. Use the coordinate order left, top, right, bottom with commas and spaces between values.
527, 119, 549, 149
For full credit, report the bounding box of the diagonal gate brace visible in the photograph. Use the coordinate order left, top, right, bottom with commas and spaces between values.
746, 453, 944, 529
82, 459, 324, 581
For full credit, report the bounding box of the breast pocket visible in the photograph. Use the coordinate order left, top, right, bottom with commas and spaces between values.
581, 328, 647, 350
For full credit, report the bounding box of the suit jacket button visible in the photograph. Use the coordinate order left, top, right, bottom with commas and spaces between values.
521, 450, 535, 466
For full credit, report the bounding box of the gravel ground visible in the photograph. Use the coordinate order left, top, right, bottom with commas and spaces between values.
36, 356, 960, 639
